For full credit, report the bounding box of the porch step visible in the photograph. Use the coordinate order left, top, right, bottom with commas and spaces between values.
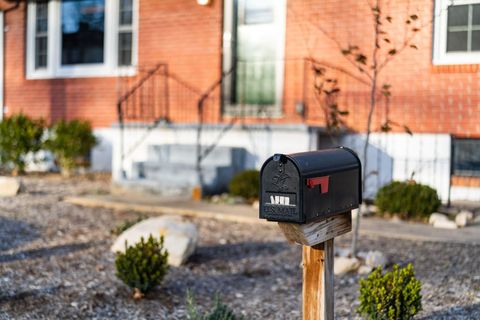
126, 144, 247, 196
147, 144, 246, 167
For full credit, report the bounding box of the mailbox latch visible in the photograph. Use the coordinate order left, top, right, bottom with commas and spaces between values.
306, 176, 330, 194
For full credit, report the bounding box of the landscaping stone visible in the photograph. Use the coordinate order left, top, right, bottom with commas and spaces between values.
455, 210, 474, 228
429, 212, 449, 225
0, 176, 22, 197
335, 246, 351, 258
334, 257, 360, 275
252, 200, 259, 210
433, 219, 458, 229
365, 250, 387, 268
111, 215, 198, 267
367, 205, 377, 214
358, 265, 373, 275
351, 208, 359, 220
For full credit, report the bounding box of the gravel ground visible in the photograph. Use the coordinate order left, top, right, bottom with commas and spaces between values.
0, 176, 479, 319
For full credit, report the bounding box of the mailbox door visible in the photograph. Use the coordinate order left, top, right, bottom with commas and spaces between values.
260, 157, 303, 223
303, 169, 360, 221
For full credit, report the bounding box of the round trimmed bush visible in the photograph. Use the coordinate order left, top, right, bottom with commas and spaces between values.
375, 181, 441, 220
358, 263, 422, 320
228, 169, 260, 200
45, 119, 97, 175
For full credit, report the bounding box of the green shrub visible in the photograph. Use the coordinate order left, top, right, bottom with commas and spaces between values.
186, 291, 244, 320
115, 235, 169, 297
45, 119, 97, 175
375, 181, 441, 220
0, 114, 44, 175
358, 264, 422, 320
228, 169, 259, 200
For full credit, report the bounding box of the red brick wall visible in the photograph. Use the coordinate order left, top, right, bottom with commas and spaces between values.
284, 0, 480, 137
4, 2, 118, 127
2, 0, 480, 137
3, 0, 223, 127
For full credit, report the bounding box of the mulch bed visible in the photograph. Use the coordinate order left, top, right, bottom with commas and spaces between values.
0, 176, 479, 319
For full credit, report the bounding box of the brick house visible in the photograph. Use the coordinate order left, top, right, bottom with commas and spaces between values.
0, 0, 479, 201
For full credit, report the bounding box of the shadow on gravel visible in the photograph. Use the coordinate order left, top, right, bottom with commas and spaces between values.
188, 241, 290, 264
0, 285, 61, 305
0, 241, 101, 263
419, 303, 480, 319
0, 216, 39, 252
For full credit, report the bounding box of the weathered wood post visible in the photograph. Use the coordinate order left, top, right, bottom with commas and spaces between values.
259, 148, 361, 320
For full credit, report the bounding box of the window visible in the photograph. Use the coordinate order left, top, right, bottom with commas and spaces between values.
26, 0, 137, 79
35, 1, 48, 69
61, 0, 105, 65
118, 0, 133, 66
452, 138, 480, 176
434, 0, 480, 64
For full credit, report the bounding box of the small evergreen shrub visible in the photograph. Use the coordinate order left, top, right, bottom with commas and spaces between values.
0, 114, 44, 175
228, 169, 259, 200
45, 119, 97, 175
115, 235, 169, 297
186, 291, 244, 320
358, 263, 422, 320
375, 181, 441, 220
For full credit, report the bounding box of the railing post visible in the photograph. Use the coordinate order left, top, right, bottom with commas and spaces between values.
117, 101, 126, 179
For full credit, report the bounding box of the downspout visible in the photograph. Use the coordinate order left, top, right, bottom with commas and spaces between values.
1, 0, 22, 121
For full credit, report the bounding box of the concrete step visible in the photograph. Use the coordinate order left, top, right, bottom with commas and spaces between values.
131, 161, 238, 195
147, 144, 246, 168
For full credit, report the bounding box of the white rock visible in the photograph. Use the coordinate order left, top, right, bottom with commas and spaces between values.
433, 219, 458, 229
358, 265, 373, 275
252, 200, 259, 210
335, 247, 351, 258
351, 208, 359, 220
111, 215, 198, 267
365, 250, 387, 268
211, 195, 221, 204
357, 251, 368, 260
367, 205, 377, 214
334, 257, 360, 275
455, 210, 474, 228
0, 177, 22, 197
429, 212, 449, 225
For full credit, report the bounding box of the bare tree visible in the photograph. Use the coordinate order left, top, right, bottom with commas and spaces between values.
293, 0, 423, 256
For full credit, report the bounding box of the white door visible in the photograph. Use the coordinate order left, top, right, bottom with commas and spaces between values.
223, 0, 286, 114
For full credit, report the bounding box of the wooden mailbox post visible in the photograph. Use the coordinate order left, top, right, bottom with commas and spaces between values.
259, 148, 361, 320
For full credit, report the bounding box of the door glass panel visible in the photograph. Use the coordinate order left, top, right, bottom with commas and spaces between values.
235, 0, 279, 106
244, 0, 274, 24
61, 0, 105, 65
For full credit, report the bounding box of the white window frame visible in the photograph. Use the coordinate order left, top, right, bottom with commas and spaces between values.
434, 0, 480, 65
26, 0, 138, 79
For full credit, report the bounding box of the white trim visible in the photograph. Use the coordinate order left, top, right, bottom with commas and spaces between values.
433, 0, 480, 65
26, 0, 137, 79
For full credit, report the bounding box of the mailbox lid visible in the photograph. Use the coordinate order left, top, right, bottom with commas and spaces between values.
288, 147, 360, 178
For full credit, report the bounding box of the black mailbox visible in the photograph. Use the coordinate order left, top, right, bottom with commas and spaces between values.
259, 147, 362, 223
